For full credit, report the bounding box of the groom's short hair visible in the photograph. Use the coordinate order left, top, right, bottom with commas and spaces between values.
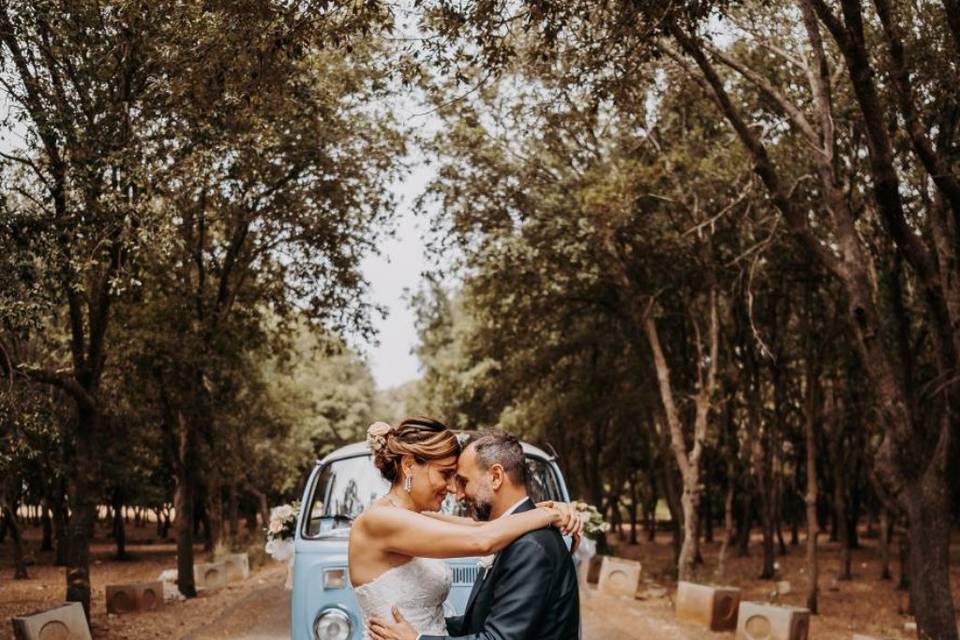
467, 430, 527, 486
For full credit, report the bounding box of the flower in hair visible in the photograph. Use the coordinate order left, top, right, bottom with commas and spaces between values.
366, 421, 393, 453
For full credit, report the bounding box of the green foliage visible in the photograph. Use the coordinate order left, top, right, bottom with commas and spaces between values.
261, 325, 379, 494
0, 0, 406, 601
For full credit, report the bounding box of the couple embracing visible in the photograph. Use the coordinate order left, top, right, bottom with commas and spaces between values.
349, 417, 582, 640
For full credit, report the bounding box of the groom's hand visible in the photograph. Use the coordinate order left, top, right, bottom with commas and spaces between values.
368, 606, 417, 640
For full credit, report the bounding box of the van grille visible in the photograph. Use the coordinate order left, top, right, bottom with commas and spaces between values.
451, 565, 479, 585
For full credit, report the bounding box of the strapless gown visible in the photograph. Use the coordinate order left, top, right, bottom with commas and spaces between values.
355, 557, 452, 639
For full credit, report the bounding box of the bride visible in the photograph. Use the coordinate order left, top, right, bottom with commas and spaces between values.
348, 417, 580, 638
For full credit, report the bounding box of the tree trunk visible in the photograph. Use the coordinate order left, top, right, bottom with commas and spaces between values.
879, 509, 892, 581
175, 413, 198, 598
7, 513, 28, 579
644, 295, 719, 581
898, 525, 911, 593
112, 489, 127, 561
678, 489, 701, 579
41, 503, 53, 552
703, 494, 714, 545
656, 454, 683, 566
776, 517, 788, 556
736, 492, 752, 557
609, 492, 624, 542
228, 482, 240, 543
644, 467, 659, 542
244, 504, 258, 535
902, 471, 956, 640
759, 490, 776, 580
790, 490, 800, 546
206, 468, 223, 550
51, 479, 69, 567
628, 476, 639, 545
199, 500, 213, 552
834, 458, 852, 581
65, 404, 101, 618
693, 496, 705, 564
803, 362, 820, 613
715, 474, 736, 580
0, 488, 28, 580
246, 484, 270, 534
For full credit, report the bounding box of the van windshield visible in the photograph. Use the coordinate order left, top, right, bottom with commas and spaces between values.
303, 453, 564, 538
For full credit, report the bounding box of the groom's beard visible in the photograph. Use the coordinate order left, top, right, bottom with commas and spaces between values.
472, 499, 493, 522
471, 484, 495, 521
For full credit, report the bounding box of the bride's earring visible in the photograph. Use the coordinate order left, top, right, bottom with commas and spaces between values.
404, 472, 413, 493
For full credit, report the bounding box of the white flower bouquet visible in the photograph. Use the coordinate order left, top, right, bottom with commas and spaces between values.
265, 502, 300, 587
574, 501, 611, 540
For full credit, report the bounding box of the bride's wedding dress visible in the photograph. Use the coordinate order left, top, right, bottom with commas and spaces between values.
355, 557, 452, 638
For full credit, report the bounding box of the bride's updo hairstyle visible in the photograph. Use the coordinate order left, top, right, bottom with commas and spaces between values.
366, 417, 460, 484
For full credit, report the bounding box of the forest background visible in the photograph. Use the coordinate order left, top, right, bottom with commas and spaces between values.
1, 1, 959, 639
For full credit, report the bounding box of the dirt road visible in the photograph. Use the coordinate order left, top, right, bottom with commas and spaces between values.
184, 574, 291, 640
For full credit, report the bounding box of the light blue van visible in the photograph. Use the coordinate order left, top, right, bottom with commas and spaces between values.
291, 440, 571, 640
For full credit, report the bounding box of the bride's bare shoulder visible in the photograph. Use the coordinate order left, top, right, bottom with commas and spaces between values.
358, 502, 422, 534
356, 499, 402, 527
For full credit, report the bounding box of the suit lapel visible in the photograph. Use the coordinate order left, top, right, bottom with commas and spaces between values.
462, 498, 535, 621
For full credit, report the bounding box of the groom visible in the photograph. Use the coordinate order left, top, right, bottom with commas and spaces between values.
369, 430, 581, 640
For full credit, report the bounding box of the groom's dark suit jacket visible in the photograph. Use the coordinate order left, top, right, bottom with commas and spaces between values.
421, 498, 580, 640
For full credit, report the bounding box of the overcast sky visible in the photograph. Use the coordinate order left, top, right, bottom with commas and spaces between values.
360, 148, 438, 390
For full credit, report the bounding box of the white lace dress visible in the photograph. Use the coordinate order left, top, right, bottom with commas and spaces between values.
355, 557, 452, 638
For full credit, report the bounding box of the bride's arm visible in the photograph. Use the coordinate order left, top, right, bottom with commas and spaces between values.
423, 502, 584, 534
421, 512, 480, 526
361, 507, 559, 559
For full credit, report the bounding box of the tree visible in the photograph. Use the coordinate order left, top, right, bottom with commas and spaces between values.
0, 0, 402, 610
417, 1, 960, 635
0, 1, 178, 612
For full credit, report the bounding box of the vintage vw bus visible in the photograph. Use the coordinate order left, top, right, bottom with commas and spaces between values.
291, 439, 571, 640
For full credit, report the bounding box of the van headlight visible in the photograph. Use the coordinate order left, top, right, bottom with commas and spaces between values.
314, 609, 351, 640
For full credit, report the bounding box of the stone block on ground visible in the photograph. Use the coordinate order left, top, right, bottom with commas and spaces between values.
586, 555, 603, 584
597, 556, 641, 598
161, 581, 185, 602
736, 601, 810, 640
11, 602, 92, 640
676, 581, 741, 631
157, 568, 178, 583
220, 553, 250, 582
194, 561, 229, 591
105, 581, 164, 614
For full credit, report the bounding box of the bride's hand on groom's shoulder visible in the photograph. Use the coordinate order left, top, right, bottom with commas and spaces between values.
368, 606, 417, 640
538, 501, 585, 538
